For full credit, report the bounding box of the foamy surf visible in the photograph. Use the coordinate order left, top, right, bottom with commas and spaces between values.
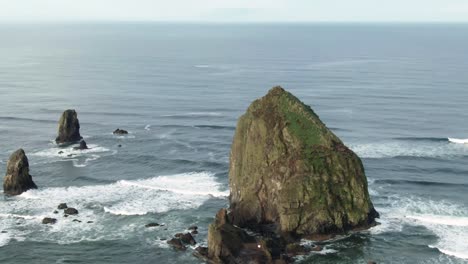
372, 196, 468, 260
448, 138, 468, 144
144, 125, 151, 131
30, 144, 112, 167
0, 172, 226, 247
350, 139, 468, 159
407, 215, 468, 227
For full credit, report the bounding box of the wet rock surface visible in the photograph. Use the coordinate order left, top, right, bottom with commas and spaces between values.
3, 149, 37, 195
55, 109, 82, 144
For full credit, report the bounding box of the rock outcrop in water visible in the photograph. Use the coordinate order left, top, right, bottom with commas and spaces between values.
55, 109, 82, 144
3, 149, 37, 195
113, 128, 128, 135
73, 140, 88, 150
206, 86, 378, 263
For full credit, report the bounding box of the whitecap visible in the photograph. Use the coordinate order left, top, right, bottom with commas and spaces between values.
429, 245, 468, 260
144, 124, 151, 131
448, 138, 468, 144
0, 172, 226, 247
407, 215, 468, 227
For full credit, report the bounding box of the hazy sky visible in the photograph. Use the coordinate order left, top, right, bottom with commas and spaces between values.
1, 0, 468, 22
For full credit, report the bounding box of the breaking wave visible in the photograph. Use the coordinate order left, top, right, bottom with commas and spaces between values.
0, 172, 227, 247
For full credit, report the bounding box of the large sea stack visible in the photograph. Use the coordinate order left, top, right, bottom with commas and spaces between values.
207, 86, 378, 263
55, 109, 82, 144
3, 149, 37, 195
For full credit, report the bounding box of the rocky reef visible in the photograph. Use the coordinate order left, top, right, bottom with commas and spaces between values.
3, 149, 37, 195
206, 86, 378, 263
55, 109, 82, 144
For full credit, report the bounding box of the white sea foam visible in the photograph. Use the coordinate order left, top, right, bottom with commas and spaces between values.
32, 144, 110, 159
429, 246, 468, 260
372, 196, 468, 260
144, 124, 151, 131
407, 215, 468, 227
350, 140, 468, 159
0, 172, 226, 247
30, 144, 112, 167
448, 138, 468, 144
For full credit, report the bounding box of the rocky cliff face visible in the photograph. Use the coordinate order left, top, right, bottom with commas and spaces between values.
3, 149, 37, 195
229, 86, 378, 237
55, 109, 82, 144
206, 86, 378, 263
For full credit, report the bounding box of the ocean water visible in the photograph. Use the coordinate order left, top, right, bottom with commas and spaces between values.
0, 23, 467, 263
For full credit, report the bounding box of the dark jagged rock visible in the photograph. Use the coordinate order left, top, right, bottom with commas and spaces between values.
179, 233, 196, 245
191, 230, 199, 235
207, 209, 277, 263
194, 246, 209, 259
53, 210, 58, 214
87, 221, 93, 224
58, 151, 64, 154
113, 128, 128, 135
42, 217, 57, 224
64, 208, 78, 215
167, 238, 186, 250
145, 223, 160, 228
206, 87, 379, 263
55, 109, 82, 144
72, 219, 82, 223
188, 225, 198, 231
3, 149, 37, 195
58, 203, 68, 209
73, 140, 88, 150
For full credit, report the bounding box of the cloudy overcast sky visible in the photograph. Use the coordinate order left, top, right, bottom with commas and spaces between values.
1, 0, 468, 22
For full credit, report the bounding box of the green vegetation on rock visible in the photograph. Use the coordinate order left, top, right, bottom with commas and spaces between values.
229, 86, 378, 236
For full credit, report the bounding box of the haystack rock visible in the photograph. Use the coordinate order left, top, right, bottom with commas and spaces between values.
3, 149, 37, 195
207, 86, 378, 263
55, 109, 82, 144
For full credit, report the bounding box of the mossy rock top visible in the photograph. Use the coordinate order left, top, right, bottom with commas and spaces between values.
229, 86, 378, 237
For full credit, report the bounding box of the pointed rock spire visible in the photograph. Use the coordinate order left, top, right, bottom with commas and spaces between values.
3, 149, 37, 195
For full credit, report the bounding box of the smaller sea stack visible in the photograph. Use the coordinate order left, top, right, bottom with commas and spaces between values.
3, 149, 37, 195
56, 109, 82, 144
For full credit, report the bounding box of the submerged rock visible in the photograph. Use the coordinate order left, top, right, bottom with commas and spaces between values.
113, 128, 128, 135
145, 223, 160, 228
3, 149, 38, 195
55, 109, 82, 144
42, 217, 57, 224
57, 203, 68, 209
64, 208, 78, 215
73, 140, 88, 150
206, 86, 379, 263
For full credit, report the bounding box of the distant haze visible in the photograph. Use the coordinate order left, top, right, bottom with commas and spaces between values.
1, 0, 468, 22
